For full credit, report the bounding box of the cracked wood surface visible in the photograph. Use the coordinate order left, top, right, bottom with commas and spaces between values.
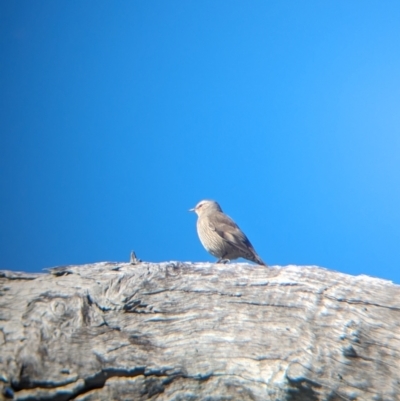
0, 262, 400, 401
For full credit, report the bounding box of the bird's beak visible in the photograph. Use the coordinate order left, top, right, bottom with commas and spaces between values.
189, 208, 195, 212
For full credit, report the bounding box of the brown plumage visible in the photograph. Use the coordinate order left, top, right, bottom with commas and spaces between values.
190, 200, 267, 266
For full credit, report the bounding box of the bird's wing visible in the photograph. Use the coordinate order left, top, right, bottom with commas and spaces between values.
208, 213, 256, 253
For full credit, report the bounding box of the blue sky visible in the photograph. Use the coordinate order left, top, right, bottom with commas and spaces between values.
1, 2, 400, 283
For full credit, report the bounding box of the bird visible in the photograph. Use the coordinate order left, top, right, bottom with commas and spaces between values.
190, 200, 267, 266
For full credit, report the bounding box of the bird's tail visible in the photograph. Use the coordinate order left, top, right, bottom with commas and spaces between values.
257, 257, 268, 267
251, 252, 268, 267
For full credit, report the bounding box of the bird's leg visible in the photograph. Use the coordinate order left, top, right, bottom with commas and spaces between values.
216, 259, 230, 264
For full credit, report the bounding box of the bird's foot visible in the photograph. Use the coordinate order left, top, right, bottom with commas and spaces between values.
216, 259, 230, 264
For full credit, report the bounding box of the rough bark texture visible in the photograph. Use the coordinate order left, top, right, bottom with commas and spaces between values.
0, 262, 399, 401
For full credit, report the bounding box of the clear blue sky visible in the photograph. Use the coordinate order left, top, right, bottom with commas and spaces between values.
1, 2, 400, 283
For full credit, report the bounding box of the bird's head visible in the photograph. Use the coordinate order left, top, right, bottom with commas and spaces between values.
189, 200, 222, 216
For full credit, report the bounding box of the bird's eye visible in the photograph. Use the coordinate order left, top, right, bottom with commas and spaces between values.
198, 204, 202, 208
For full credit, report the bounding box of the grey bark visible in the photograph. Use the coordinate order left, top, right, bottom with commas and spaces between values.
0, 262, 399, 401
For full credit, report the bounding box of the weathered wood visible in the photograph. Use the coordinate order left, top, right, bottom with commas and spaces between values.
0, 262, 399, 400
